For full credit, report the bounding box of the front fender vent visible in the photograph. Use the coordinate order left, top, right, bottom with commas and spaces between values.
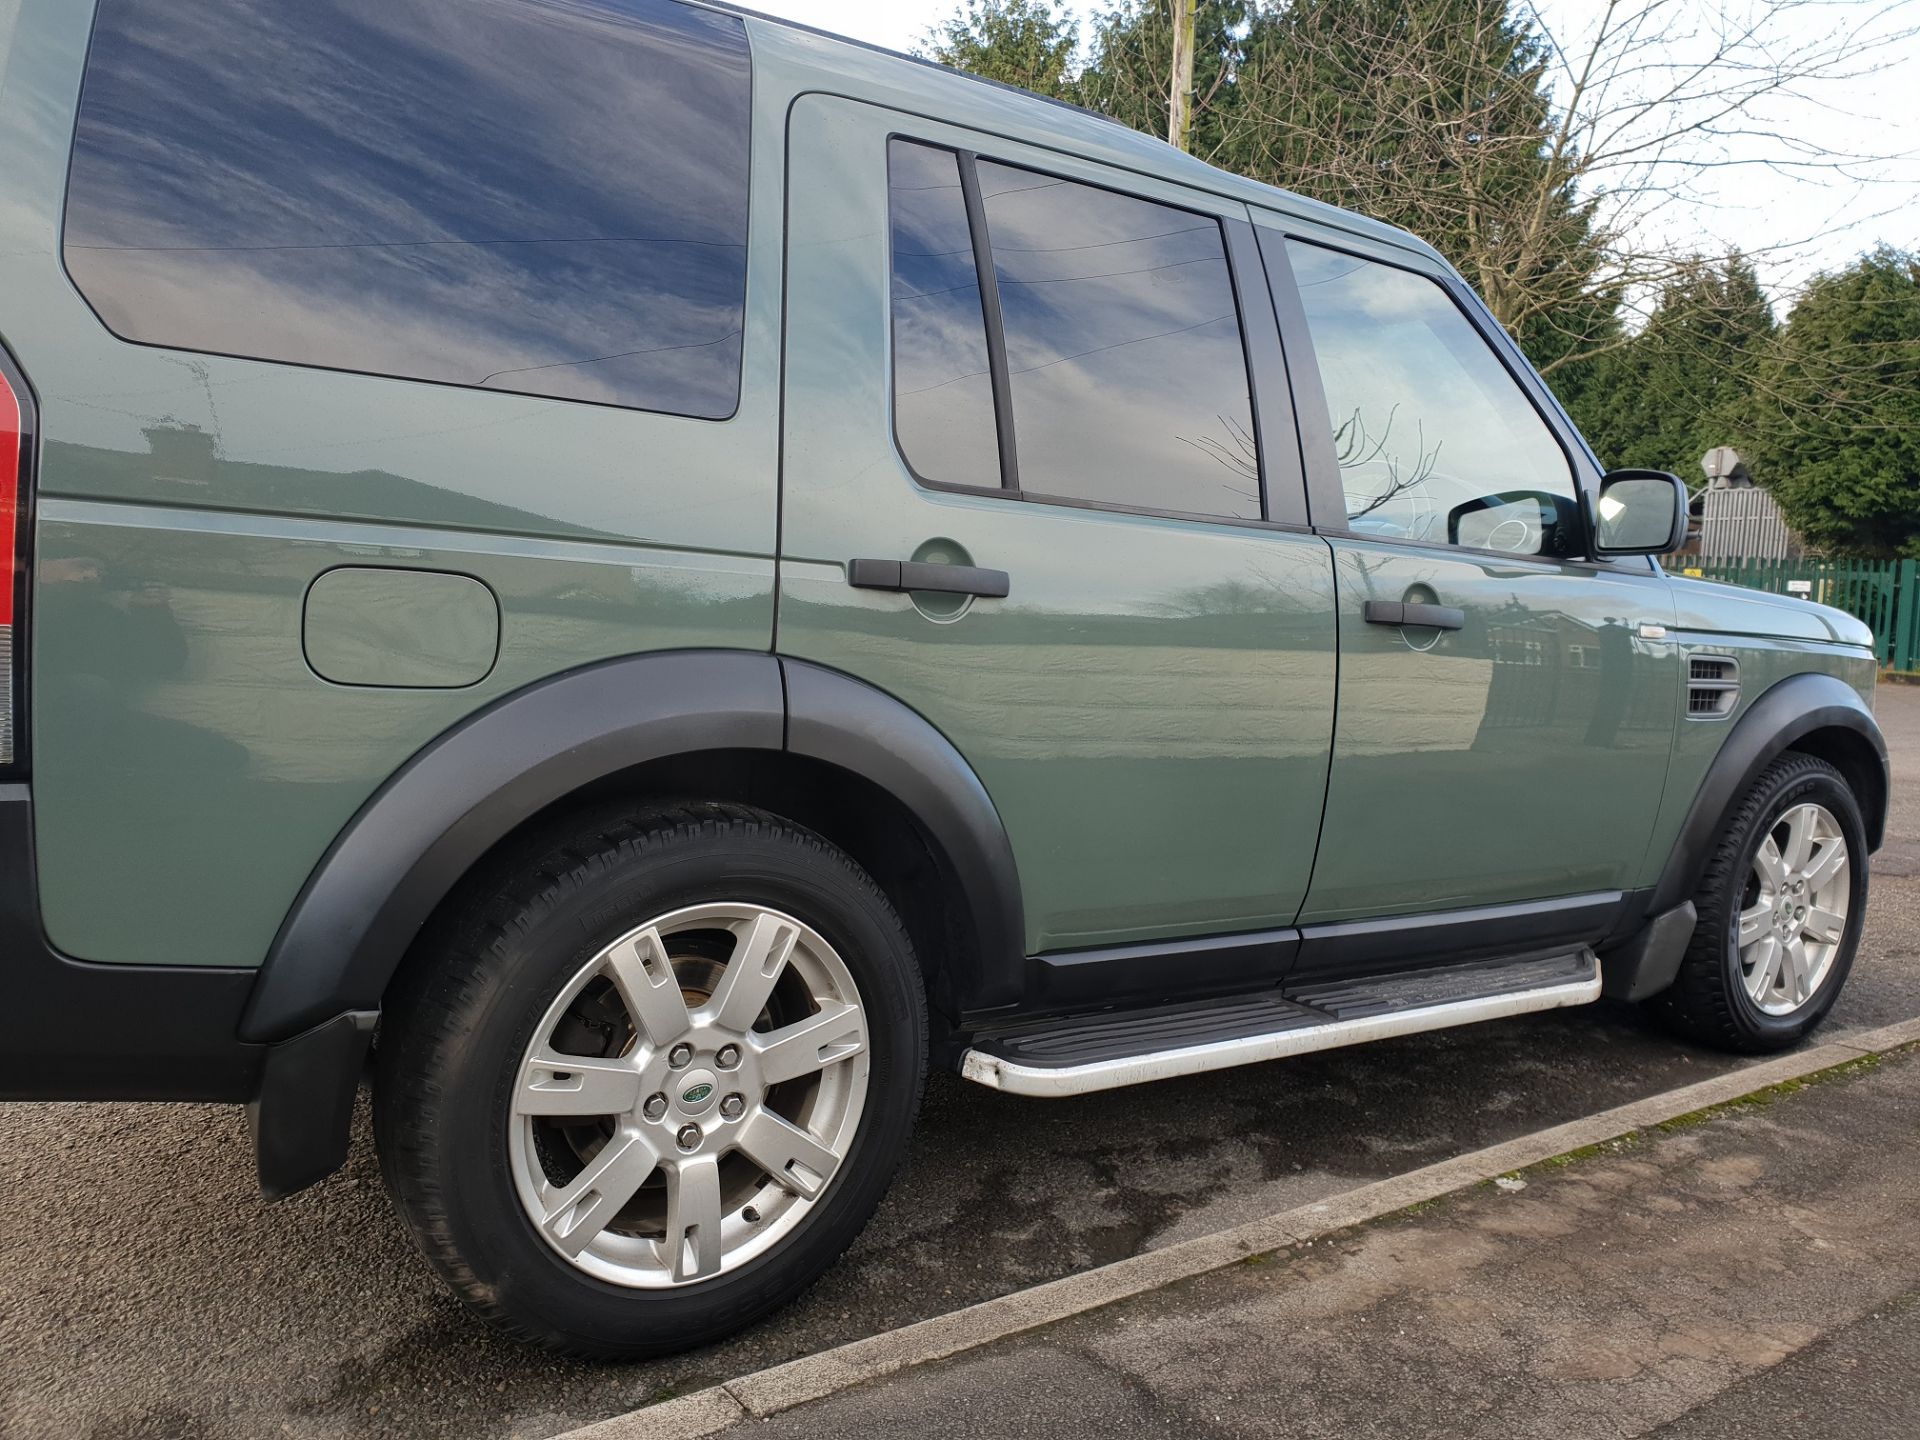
1687, 654, 1739, 719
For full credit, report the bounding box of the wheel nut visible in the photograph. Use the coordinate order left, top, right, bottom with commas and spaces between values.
642, 1092, 668, 1121
719, 1093, 745, 1120
676, 1124, 701, 1151
667, 1043, 693, 1069
716, 1044, 741, 1069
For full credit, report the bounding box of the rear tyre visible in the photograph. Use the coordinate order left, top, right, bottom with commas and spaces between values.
1649, 752, 1867, 1054
373, 803, 926, 1357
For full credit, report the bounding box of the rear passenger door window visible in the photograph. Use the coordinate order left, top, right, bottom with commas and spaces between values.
65, 0, 751, 419
887, 146, 1262, 521
1281, 239, 1580, 557
977, 162, 1260, 519
888, 141, 1003, 490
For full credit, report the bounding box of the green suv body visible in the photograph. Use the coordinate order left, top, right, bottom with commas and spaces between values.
0, 0, 1886, 1355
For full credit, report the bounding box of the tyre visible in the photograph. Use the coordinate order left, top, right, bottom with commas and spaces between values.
1650, 752, 1868, 1053
373, 803, 927, 1357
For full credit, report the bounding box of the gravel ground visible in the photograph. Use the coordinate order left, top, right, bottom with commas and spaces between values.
1, 686, 1914, 1440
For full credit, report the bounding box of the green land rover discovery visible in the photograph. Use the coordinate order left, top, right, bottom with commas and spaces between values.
0, 0, 1888, 1357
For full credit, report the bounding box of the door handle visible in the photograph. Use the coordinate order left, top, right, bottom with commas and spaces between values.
1363, 599, 1465, 631
848, 559, 1010, 599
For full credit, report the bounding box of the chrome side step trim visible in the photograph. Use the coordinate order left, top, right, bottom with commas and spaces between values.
959, 958, 1601, 1098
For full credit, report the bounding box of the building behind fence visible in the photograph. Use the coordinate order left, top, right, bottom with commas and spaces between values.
1699, 485, 1796, 559
1696, 447, 1796, 560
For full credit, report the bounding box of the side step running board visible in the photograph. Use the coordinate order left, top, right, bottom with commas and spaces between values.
960, 949, 1600, 1097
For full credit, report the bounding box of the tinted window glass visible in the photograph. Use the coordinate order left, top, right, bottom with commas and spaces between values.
977, 162, 1259, 519
1284, 240, 1577, 555
888, 141, 1001, 489
66, 0, 750, 419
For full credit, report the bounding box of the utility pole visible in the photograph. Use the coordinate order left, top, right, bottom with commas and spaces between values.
1168, 0, 1196, 152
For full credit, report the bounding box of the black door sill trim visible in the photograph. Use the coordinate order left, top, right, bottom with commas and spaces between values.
1026, 927, 1299, 1013
1292, 890, 1628, 982
1017, 891, 1631, 1019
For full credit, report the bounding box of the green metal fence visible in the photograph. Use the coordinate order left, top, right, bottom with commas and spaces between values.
1896, 570, 1920, 675
1663, 556, 1920, 673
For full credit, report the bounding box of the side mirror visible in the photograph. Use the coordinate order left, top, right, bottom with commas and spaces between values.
1446, 490, 1583, 557
1592, 470, 1687, 556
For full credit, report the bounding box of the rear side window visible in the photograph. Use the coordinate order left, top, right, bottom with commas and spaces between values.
884, 144, 1260, 521
65, 0, 751, 420
977, 161, 1259, 519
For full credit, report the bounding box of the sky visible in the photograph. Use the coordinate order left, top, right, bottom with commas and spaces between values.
744, 0, 1920, 306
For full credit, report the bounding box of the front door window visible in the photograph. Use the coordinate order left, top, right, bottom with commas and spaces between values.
1284, 240, 1579, 557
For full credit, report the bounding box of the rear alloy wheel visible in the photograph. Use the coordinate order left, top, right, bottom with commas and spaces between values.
375, 805, 925, 1357
1650, 752, 1868, 1053
507, 903, 870, 1288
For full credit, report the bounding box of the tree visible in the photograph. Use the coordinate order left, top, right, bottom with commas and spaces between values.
1168, 0, 1197, 150
1076, 0, 1250, 159
1222, 0, 1912, 379
920, 0, 1079, 98
1038, 0, 1912, 380
1564, 253, 1776, 476
1745, 248, 1920, 558
1231, 0, 1617, 374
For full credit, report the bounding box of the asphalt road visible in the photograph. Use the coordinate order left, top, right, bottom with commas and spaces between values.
3, 687, 1916, 1440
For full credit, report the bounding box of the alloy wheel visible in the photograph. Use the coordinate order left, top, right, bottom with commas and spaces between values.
1735, 801, 1850, 1017
506, 903, 870, 1288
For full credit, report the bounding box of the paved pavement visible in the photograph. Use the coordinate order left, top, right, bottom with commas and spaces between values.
1, 685, 1915, 1440
725, 1044, 1920, 1440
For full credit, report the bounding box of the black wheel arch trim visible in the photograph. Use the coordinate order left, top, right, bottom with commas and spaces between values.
782, 658, 1026, 1015
240, 650, 1027, 1043
1648, 670, 1887, 918
239, 651, 781, 1042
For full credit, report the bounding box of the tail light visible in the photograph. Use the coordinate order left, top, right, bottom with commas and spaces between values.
0, 353, 25, 769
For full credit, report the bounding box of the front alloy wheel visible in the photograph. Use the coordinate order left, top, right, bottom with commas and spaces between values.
1734, 802, 1850, 1016
1652, 751, 1868, 1053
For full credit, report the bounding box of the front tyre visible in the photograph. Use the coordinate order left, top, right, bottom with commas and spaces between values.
373, 804, 926, 1357
1650, 752, 1868, 1053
